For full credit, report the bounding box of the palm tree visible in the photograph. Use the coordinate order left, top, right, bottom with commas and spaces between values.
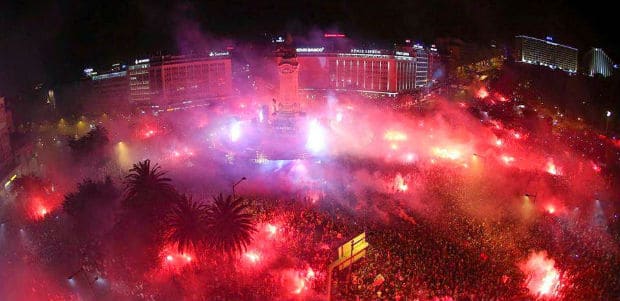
205, 193, 256, 256
164, 195, 209, 252
123, 159, 176, 211
113, 160, 178, 275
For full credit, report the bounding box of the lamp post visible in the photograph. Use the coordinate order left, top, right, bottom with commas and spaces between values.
605, 110, 612, 134
68, 267, 98, 297
232, 177, 247, 199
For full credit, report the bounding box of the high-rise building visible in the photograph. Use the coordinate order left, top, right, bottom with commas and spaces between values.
514, 35, 578, 73
412, 45, 429, 88
583, 48, 614, 78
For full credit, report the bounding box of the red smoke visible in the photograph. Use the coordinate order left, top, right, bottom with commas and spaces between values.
519, 251, 561, 298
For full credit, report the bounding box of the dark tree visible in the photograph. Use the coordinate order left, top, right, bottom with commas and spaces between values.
205, 194, 256, 256
68, 125, 109, 159
110, 160, 178, 279
63, 177, 120, 240
123, 159, 177, 212
164, 195, 209, 253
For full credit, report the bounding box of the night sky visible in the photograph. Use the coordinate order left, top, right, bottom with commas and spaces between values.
0, 0, 616, 96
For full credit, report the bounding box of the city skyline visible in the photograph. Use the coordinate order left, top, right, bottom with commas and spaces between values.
1, 0, 618, 96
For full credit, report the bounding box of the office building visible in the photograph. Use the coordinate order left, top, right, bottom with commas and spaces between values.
83, 52, 232, 113
514, 35, 578, 73
295, 45, 438, 97
129, 53, 232, 112
88, 63, 129, 112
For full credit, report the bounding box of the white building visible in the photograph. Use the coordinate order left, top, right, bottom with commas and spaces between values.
514, 35, 578, 74
583, 48, 614, 77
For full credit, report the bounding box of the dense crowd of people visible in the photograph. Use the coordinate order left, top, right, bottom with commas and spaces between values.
2, 74, 619, 301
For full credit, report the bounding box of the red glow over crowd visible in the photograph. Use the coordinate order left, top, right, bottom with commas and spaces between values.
1, 76, 618, 301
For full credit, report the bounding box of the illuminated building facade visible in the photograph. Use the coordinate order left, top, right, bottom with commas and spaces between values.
583, 48, 614, 77
296, 46, 437, 97
129, 53, 232, 111
128, 59, 161, 107
412, 46, 430, 88
83, 53, 234, 112
161, 54, 231, 105
514, 35, 578, 73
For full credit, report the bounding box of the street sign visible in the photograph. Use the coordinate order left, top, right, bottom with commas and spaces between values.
338, 249, 367, 270
338, 232, 367, 259
327, 232, 370, 301
332, 232, 369, 270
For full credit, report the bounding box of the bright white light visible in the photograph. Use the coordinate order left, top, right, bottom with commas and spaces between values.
306, 267, 315, 278
607, 111, 612, 117
306, 119, 326, 153
230, 122, 241, 142
266, 224, 277, 236
405, 153, 416, 162
384, 130, 407, 141
336, 112, 343, 123
501, 155, 515, 165
432, 147, 462, 160
245, 251, 260, 263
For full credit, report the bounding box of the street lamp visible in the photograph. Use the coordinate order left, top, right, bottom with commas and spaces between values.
232, 177, 247, 199
67, 267, 99, 296
605, 110, 612, 133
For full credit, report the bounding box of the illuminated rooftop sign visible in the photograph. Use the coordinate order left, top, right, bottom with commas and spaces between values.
135, 58, 150, 64
516, 35, 578, 51
296, 47, 325, 53
83, 68, 94, 77
92, 71, 127, 81
395, 51, 410, 56
324, 33, 346, 38
351, 49, 382, 54
209, 51, 230, 57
